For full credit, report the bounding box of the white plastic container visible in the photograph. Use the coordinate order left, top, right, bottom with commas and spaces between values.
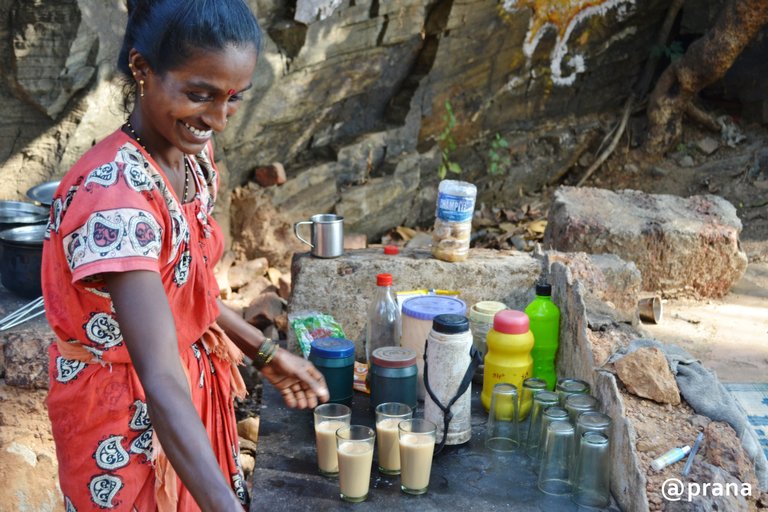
431, 180, 477, 262
400, 295, 466, 400
423, 314, 473, 445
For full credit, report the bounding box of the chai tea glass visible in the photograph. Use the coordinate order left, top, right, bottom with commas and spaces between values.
375, 402, 413, 475
314, 403, 351, 477
398, 418, 437, 495
336, 425, 375, 503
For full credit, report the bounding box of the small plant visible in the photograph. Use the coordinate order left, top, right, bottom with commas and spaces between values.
651, 40, 685, 62
488, 133, 512, 175
437, 100, 462, 179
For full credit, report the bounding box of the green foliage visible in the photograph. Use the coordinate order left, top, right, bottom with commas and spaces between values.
488, 133, 512, 175
437, 100, 462, 178
436, 102, 514, 177
651, 40, 685, 62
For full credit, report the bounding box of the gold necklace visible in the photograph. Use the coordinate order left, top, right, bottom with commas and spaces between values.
124, 119, 191, 203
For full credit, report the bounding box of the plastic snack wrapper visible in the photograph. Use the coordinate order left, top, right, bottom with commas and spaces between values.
289, 311, 347, 358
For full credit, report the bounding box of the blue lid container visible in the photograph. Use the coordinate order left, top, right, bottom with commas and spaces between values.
309, 337, 355, 405
402, 295, 466, 320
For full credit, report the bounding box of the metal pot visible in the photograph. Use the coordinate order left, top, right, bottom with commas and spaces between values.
26, 180, 60, 208
0, 224, 45, 298
0, 200, 49, 231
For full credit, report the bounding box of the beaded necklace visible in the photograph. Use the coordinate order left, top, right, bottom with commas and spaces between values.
124, 119, 191, 203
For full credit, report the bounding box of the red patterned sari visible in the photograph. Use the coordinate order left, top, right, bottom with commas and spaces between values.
41, 130, 247, 511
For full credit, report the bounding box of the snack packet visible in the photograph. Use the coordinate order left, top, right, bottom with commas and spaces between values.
289, 311, 346, 358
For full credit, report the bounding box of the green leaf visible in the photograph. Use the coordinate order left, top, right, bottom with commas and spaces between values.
448, 161, 462, 174
496, 137, 509, 148
438, 164, 447, 179
489, 162, 498, 174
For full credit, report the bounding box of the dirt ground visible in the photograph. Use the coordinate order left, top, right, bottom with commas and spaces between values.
583, 123, 768, 384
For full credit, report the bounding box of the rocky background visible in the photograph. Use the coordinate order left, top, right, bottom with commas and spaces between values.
1, 0, 766, 267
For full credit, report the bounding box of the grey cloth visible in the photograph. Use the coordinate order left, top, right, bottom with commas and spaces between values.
610, 338, 768, 490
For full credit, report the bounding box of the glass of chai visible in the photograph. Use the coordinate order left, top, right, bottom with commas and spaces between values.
314, 403, 351, 477
398, 418, 437, 495
375, 402, 413, 475
336, 425, 376, 503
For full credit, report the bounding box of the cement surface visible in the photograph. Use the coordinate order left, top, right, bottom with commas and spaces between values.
249, 384, 621, 511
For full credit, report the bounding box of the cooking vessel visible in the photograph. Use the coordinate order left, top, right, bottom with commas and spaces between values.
0, 200, 49, 232
0, 224, 46, 298
26, 180, 60, 207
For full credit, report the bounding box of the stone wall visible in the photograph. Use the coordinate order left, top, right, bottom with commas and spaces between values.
0, 0, 766, 246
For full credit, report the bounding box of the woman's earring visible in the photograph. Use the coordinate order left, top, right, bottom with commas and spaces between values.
139, 79, 145, 98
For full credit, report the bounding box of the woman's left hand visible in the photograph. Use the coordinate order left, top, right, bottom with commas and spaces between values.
260, 349, 330, 409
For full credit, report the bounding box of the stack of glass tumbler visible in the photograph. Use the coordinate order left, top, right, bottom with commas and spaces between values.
485, 377, 612, 508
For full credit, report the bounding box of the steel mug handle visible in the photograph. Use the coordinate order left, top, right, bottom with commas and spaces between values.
293, 220, 314, 248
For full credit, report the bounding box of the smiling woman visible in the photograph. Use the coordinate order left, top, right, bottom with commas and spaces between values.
41, 1, 329, 511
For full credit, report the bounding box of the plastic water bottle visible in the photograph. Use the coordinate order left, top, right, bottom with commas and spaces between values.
365, 273, 402, 366
432, 180, 477, 262
525, 282, 560, 390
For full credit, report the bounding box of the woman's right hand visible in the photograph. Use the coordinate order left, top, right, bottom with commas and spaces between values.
260, 349, 330, 409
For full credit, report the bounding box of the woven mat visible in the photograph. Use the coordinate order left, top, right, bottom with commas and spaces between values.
725, 382, 768, 460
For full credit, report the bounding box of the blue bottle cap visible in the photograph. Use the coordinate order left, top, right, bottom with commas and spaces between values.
402, 295, 466, 320
432, 314, 470, 334
310, 337, 355, 359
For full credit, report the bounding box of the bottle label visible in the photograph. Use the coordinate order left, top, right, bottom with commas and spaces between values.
436, 192, 475, 222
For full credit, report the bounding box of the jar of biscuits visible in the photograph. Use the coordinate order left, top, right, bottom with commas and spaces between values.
431, 179, 476, 262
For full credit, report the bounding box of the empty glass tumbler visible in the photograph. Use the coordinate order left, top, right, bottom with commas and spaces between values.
556, 378, 590, 406
564, 393, 599, 425
576, 411, 612, 439
525, 390, 559, 457
520, 377, 548, 422
572, 432, 611, 508
535, 406, 569, 466
538, 420, 575, 496
485, 383, 520, 452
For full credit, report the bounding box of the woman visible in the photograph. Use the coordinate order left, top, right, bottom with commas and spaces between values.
41, 1, 328, 510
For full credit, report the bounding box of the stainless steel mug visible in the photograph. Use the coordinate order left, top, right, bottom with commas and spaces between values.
293, 214, 344, 258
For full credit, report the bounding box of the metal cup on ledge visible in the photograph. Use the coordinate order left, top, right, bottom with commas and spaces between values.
293, 214, 344, 258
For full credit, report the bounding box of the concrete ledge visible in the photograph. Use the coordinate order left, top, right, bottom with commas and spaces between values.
288, 247, 541, 357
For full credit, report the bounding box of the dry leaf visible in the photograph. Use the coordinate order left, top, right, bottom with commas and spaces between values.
498, 222, 517, 234
526, 219, 547, 237
395, 226, 417, 240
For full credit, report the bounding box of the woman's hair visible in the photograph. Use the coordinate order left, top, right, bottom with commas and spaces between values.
117, 0, 261, 79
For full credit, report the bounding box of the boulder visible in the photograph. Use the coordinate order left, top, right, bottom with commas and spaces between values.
237, 416, 260, 445
3, 332, 54, 390
614, 347, 681, 405
244, 291, 286, 330
213, 250, 237, 297
229, 258, 269, 290
543, 187, 748, 298
253, 162, 287, 187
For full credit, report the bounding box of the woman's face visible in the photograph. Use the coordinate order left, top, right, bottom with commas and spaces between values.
138, 44, 258, 156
